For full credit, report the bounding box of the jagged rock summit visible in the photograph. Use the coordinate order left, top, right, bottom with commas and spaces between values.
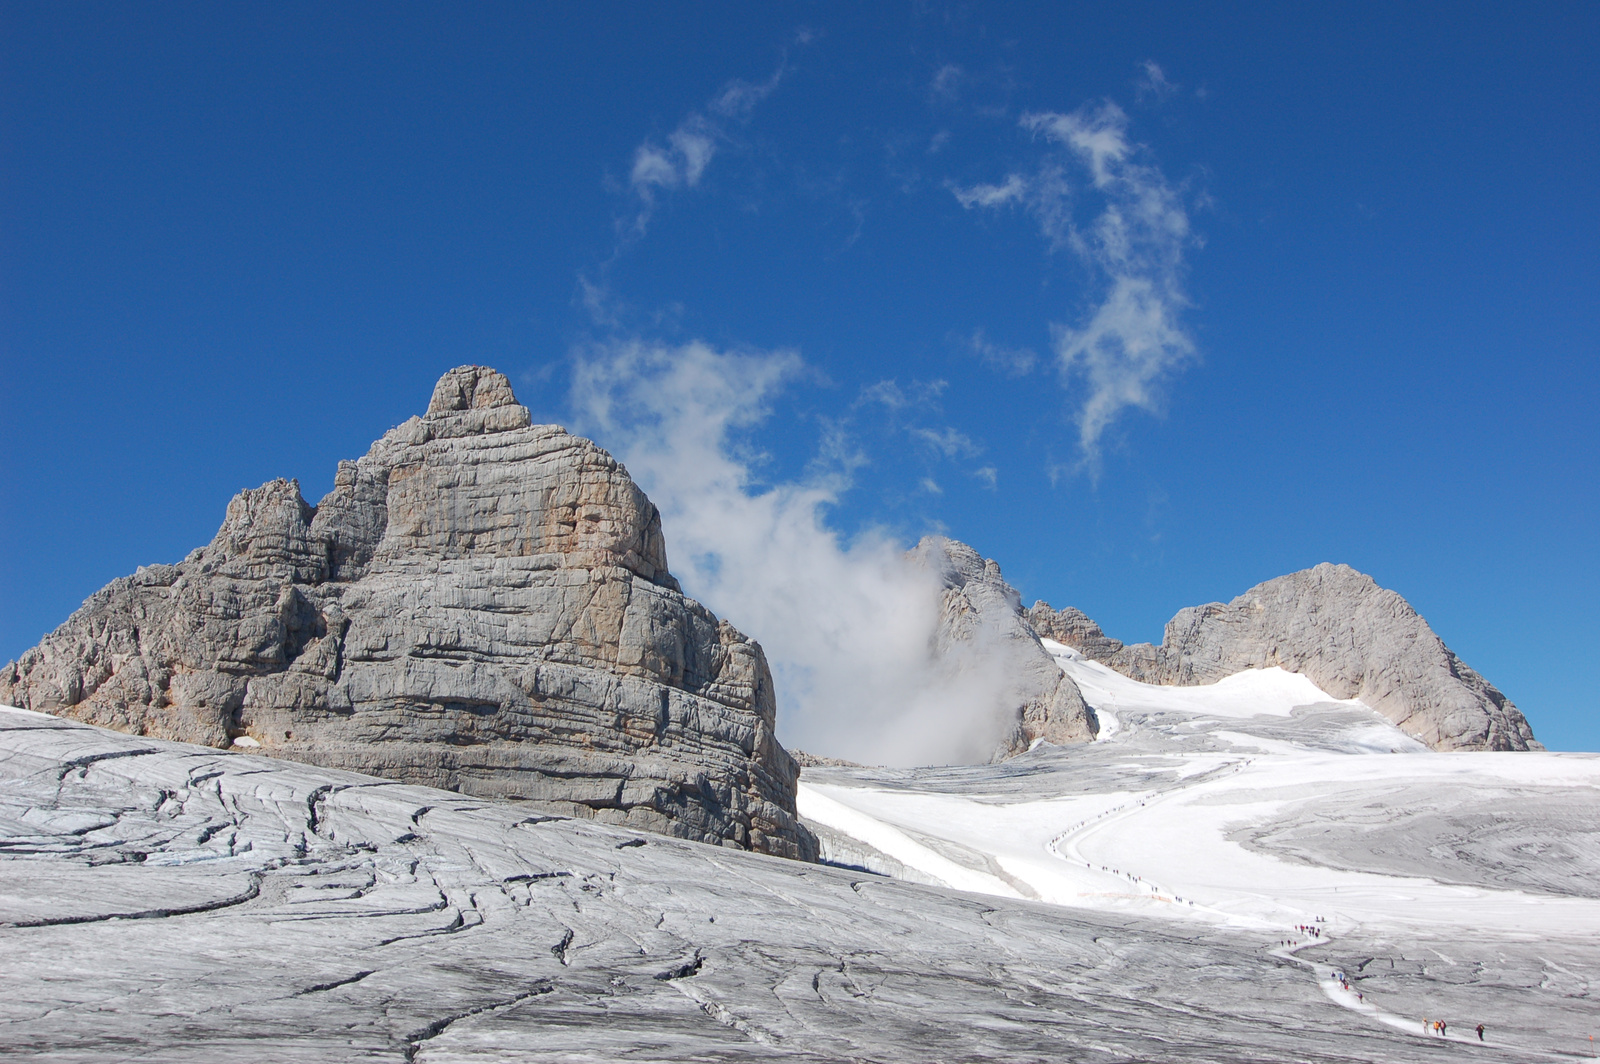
1, 366, 816, 859
1030, 562, 1539, 751
912, 536, 1098, 757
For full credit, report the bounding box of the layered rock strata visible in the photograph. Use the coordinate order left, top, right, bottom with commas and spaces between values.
1029, 563, 1538, 751
911, 537, 1097, 758
1, 366, 816, 859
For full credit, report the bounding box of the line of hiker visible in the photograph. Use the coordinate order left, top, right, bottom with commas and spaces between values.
1276, 916, 1329, 949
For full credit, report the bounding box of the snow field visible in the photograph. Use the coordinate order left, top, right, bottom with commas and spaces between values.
801, 652, 1600, 940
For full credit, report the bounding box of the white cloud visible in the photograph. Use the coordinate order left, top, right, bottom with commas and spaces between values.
858, 379, 908, 410
949, 173, 1027, 209
1051, 275, 1191, 452
855, 378, 948, 412
949, 163, 1074, 248
629, 144, 681, 191
575, 275, 623, 328
570, 340, 1031, 766
973, 466, 999, 490
668, 127, 716, 185
955, 101, 1196, 468
630, 115, 719, 201
1021, 104, 1131, 189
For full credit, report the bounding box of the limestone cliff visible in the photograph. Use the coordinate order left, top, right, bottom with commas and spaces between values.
1029, 563, 1538, 752
1, 366, 816, 859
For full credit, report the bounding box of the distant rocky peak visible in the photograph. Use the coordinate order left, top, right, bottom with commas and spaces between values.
909, 536, 1021, 611
1030, 563, 1540, 752
199, 477, 326, 584
1027, 602, 1126, 659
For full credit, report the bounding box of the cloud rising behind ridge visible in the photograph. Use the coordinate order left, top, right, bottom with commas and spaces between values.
570, 340, 1028, 766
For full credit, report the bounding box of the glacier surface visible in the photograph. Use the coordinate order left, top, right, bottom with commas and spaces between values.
3, 654, 1597, 1061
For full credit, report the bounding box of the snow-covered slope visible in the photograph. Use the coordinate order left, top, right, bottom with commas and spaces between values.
801, 643, 1600, 1057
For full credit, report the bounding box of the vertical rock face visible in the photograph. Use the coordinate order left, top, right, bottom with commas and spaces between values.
910, 537, 1097, 758
0, 366, 816, 860
1029, 563, 1539, 752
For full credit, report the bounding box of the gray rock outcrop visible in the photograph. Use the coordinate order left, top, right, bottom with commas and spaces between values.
1027, 603, 1130, 662
911, 537, 1097, 757
0, 366, 816, 859
1028, 563, 1538, 751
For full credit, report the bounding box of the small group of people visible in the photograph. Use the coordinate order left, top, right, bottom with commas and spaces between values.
1294, 922, 1322, 939
1422, 1018, 1487, 1041
1330, 971, 1361, 1002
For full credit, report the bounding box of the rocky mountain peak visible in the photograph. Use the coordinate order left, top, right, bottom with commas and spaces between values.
2, 366, 815, 860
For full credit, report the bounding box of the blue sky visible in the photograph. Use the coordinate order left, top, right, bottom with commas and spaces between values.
3, 4, 1596, 750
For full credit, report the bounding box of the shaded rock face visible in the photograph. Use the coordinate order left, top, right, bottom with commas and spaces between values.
1, 366, 816, 860
910, 537, 1097, 758
1029, 563, 1539, 752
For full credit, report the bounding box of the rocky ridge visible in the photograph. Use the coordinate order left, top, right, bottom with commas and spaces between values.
1029, 562, 1538, 751
1, 366, 815, 859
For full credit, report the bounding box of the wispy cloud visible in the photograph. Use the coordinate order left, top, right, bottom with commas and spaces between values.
930, 63, 964, 101
966, 328, 1039, 377
952, 100, 1196, 470
570, 341, 1035, 766
625, 65, 785, 238
1135, 59, 1178, 103
854, 378, 948, 413
950, 173, 1027, 209
909, 426, 980, 458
